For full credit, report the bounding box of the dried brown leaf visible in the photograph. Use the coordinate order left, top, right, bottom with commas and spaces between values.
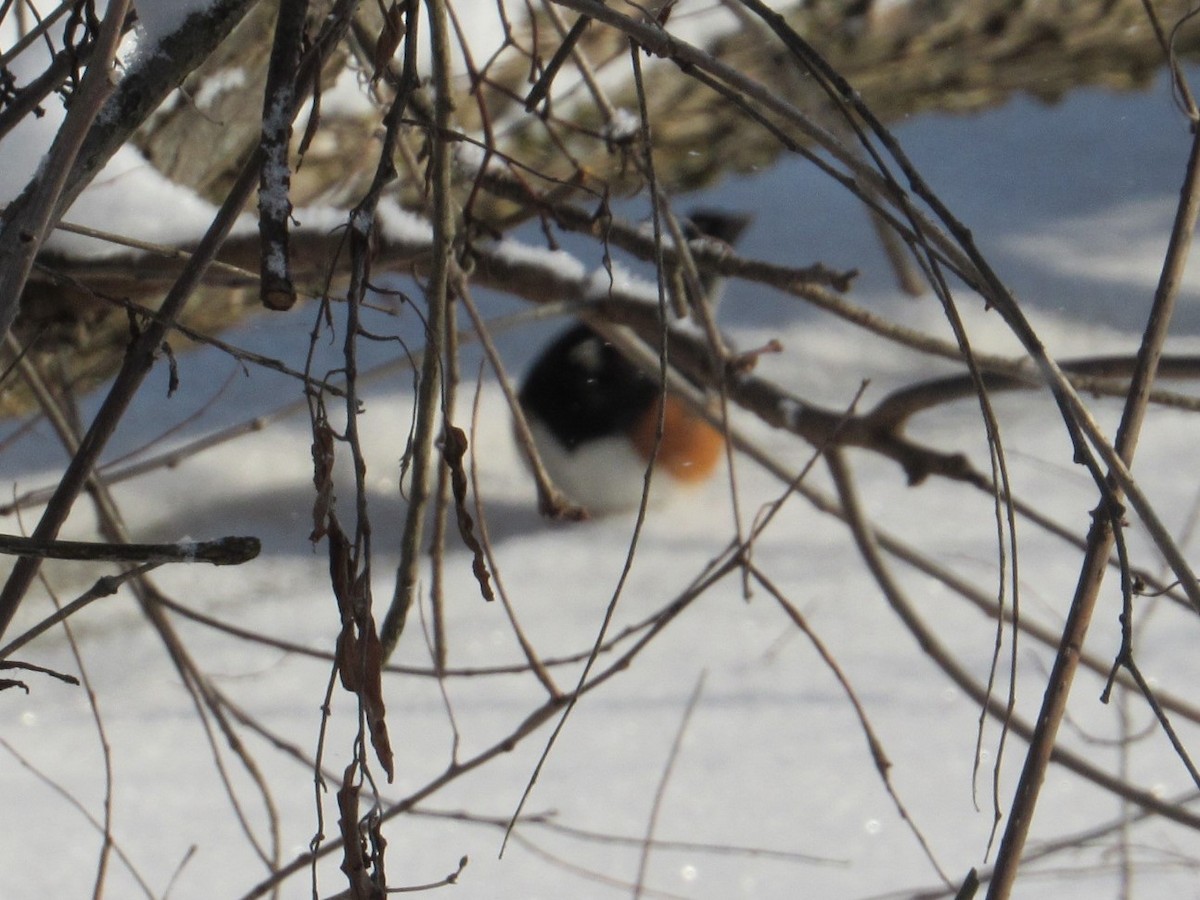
310, 419, 337, 542
442, 424, 495, 601
357, 623, 395, 781
371, 1, 406, 83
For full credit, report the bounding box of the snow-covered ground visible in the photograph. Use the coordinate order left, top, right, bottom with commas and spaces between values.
4, 20, 1200, 900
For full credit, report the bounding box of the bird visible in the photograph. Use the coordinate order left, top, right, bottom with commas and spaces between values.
517, 209, 750, 515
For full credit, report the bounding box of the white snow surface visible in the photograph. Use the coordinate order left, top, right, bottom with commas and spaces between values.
3, 19, 1200, 900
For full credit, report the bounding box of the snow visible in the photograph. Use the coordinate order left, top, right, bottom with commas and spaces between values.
193, 66, 248, 112
486, 237, 589, 284
132, 0, 220, 51
605, 107, 643, 143
586, 260, 662, 306
376, 199, 435, 246
4, 10, 1200, 900
44, 145, 236, 259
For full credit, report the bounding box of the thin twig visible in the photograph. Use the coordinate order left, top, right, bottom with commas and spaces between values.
0, 533, 261, 565
0, 563, 158, 660
0, 737, 157, 899
633, 672, 706, 899
988, 50, 1200, 899
381, 0, 455, 660
500, 42, 671, 852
